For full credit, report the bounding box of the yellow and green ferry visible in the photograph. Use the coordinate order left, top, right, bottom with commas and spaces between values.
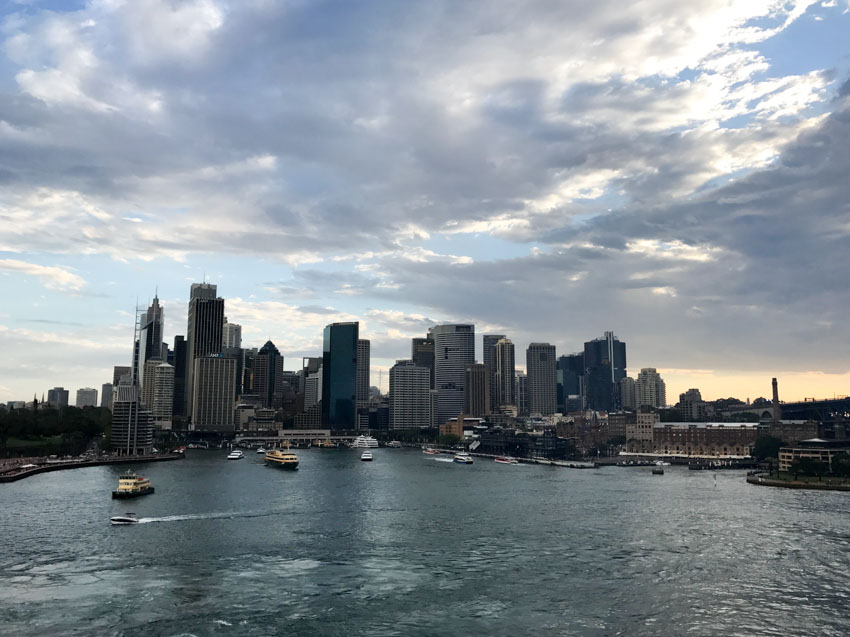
264, 448, 299, 470
112, 471, 155, 498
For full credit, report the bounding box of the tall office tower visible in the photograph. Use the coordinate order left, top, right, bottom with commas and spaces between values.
463, 363, 490, 417
583, 332, 627, 412
137, 295, 164, 388
47, 387, 69, 408
152, 362, 174, 429
171, 336, 187, 417
222, 318, 242, 349
185, 283, 225, 422
75, 387, 98, 407
482, 334, 505, 412
557, 353, 584, 401
192, 356, 236, 431
620, 376, 637, 410
140, 358, 161, 409
321, 322, 359, 430
411, 337, 435, 389
389, 360, 432, 429
635, 368, 666, 409
101, 383, 113, 410
429, 324, 475, 425
494, 337, 516, 408
254, 341, 284, 409
111, 381, 154, 455
526, 343, 557, 415
356, 339, 370, 410
222, 346, 247, 397
516, 373, 528, 416
304, 367, 323, 407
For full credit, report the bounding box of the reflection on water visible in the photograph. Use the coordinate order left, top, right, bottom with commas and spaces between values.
1, 450, 849, 636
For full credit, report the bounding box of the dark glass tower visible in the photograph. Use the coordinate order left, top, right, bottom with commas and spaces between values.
254, 340, 283, 409
583, 332, 626, 411
322, 322, 359, 430
411, 337, 435, 389
172, 335, 187, 418
185, 283, 224, 422
482, 334, 505, 412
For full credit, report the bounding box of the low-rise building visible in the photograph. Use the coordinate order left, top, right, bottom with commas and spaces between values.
653, 422, 759, 457
778, 439, 850, 472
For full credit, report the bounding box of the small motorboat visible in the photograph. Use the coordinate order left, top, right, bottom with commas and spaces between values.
655, 460, 670, 467
494, 456, 518, 465
256, 447, 267, 454
110, 513, 139, 525
422, 448, 439, 455
386, 441, 402, 448
227, 449, 244, 460
453, 452, 473, 464
361, 451, 373, 461
652, 467, 664, 475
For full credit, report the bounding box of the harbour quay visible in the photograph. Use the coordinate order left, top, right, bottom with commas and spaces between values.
0, 452, 184, 483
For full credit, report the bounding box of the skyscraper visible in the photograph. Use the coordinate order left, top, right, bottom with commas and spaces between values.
482, 334, 505, 412
137, 295, 164, 388
429, 324, 475, 425
172, 336, 187, 418
620, 376, 637, 410
411, 337, 435, 389
152, 363, 174, 429
254, 340, 284, 409
75, 387, 98, 407
101, 383, 113, 410
192, 356, 236, 431
463, 363, 490, 417
186, 283, 225, 422
322, 322, 359, 430
516, 372, 528, 416
494, 337, 516, 408
356, 339, 370, 410
389, 360, 432, 429
557, 353, 584, 403
583, 332, 627, 412
47, 387, 69, 408
635, 368, 666, 409
112, 366, 132, 386
111, 382, 154, 456
222, 318, 242, 349
526, 343, 557, 415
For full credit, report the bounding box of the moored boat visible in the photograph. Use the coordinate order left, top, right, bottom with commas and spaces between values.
264, 448, 299, 469
422, 447, 439, 455
386, 441, 402, 448
494, 456, 518, 465
111, 471, 154, 499
350, 435, 379, 448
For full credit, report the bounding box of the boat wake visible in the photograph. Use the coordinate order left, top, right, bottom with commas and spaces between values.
432, 457, 456, 463
137, 509, 288, 524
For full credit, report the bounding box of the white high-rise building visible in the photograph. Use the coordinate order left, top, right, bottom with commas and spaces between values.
152, 362, 174, 429
223, 318, 242, 349
192, 356, 236, 431
389, 360, 432, 429
428, 324, 475, 425
526, 343, 557, 416
635, 368, 666, 409
75, 387, 98, 407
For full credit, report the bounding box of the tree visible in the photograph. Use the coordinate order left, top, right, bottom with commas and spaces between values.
790, 457, 827, 478
752, 436, 784, 461
830, 452, 850, 478
437, 434, 461, 446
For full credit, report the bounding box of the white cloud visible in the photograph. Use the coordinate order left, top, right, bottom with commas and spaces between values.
0, 259, 86, 292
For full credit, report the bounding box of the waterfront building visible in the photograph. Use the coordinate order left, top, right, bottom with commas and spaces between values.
767, 420, 819, 445
222, 318, 242, 349
253, 340, 284, 409
429, 324, 475, 425
583, 332, 626, 411
463, 363, 490, 418
482, 334, 505, 412
75, 387, 98, 408
411, 337, 435, 389
389, 360, 432, 429
778, 439, 850, 472
322, 322, 359, 430
526, 343, 557, 416
136, 295, 164, 388
101, 383, 113, 410
152, 362, 174, 430
608, 411, 636, 440
516, 372, 528, 416
191, 356, 236, 431
171, 336, 187, 418
635, 368, 666, 409
652, 422, 759, 457
494, 337, 516, 409
620, 377, 636, 411
111, 382, 154, 456
626, 412, 657, 452
186, 283, 225, 422
47, 387, 69, 409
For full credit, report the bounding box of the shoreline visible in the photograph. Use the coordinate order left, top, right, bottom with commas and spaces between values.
746, 474, 850, 492
0, 453, 185, 483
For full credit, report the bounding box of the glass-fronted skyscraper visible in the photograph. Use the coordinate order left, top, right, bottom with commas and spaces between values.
583, 331, 627, 411
322, 322, 359, 430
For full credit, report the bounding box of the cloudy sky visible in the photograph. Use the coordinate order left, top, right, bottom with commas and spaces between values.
1, 0, 849, 405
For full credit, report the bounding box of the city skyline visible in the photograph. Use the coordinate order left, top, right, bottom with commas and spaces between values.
2, 2, 850, 403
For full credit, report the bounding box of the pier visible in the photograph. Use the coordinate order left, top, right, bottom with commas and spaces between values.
0, 453, 184, 483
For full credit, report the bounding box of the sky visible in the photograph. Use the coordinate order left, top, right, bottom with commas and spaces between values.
1, 0, 850, 405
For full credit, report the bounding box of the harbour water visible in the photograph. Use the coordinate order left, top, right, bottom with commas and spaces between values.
1, 449, 848, 636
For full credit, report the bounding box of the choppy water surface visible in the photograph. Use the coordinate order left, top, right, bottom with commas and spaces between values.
1, 449, 849, 636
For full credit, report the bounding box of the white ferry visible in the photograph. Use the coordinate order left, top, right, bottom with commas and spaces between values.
453, 452, 474, 464
226, 450, 244, 460
350, 435, 379, 449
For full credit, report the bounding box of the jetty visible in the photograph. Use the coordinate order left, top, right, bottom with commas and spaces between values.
0, 453, 184, 483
